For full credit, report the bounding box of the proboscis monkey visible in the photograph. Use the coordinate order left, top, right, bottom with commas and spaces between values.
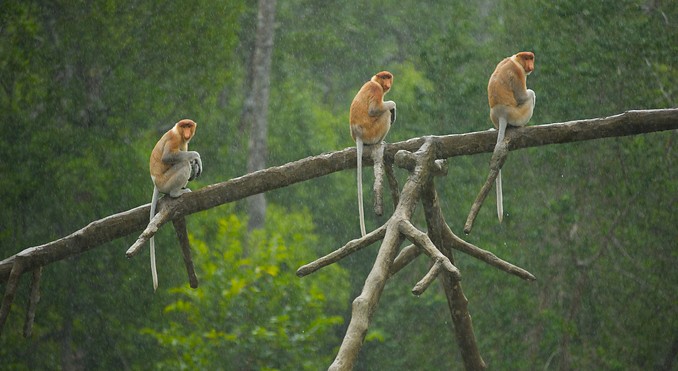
488, 51, 536, 223
349, 71, 396, 236
148, 119, 202, 291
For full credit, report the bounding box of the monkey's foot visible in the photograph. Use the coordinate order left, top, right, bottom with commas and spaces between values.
169, 188, 191, 198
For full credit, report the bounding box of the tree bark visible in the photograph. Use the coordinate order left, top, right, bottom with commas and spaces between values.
1, 109, 676, 283
328, 140, 437, 370
1, 109, 677, 367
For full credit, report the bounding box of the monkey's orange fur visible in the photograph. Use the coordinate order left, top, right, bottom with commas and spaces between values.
148, 119, 202, 291
349, 71, 396, 236
150, 119, 197, 194
350, 71, 394, 145
488, 52, 535, 129
487, 52, 536, 223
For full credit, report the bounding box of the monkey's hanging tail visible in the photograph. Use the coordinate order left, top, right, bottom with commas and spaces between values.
150, 186, 159, 291
495, 117, 508, 223
496, 170, 503, 223
356, 138, 367, 237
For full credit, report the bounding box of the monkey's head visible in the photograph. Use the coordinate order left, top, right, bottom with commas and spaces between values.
372, 71, 394, 93
514, 52, 535, 75
176, 119, 197, 141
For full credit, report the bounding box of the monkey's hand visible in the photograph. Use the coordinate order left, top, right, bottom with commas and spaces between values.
188, 159, 202, 181
188, 153, 203, 181
385, 100, 396, 125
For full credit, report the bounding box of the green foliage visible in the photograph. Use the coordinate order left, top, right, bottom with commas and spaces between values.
142, 206, 348, 370
1, 0, 676, 369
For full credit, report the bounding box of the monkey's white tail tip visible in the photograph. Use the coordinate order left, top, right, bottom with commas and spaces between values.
357, 139, 367, 237
358, 174, 367, 237
359, 195, 366, 236
150, 186, 160, 292
151, 237, 158, 292
496, 169, 504, 223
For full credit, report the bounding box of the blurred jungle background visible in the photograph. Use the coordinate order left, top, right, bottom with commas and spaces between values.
0, 1, 676, 369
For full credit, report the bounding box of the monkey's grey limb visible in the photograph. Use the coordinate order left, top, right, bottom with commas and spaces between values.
172, 217, 199, 289
372, 141, 386, 216
464, 139, 509, 234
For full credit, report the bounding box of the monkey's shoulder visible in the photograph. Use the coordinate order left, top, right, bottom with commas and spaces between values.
490, 67, 522, 90
361, 81, 384, 96
351, 82, 382, 111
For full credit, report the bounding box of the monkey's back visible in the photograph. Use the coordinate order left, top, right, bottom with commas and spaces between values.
149, 129, 180, 178
487, 57, 525, 109
349, 81, 391, 143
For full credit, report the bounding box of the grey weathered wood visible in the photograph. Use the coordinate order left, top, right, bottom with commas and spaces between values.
1, 109, 676, 283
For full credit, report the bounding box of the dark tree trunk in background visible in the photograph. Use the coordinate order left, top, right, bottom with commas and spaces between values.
243, 0, 277, 231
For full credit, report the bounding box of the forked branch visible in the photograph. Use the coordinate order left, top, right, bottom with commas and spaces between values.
296, 225, 387, 277
312, 137, 535, 369
126, 203, 172, 258
398, 220, 461, 293
421, 175, 487, 370
1, 109, 676, 348
327, 139, 437, 370
2, 109, 676, 283
464, 139, 508, 233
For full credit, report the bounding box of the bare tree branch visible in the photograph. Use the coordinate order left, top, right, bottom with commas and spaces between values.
1, 109, 675, 283
296, 225, 387, 278
389, 244, 420, 277
0, 256, 24, 336
125, 203, 172, 258
1, 109, 676, 357
172, 217, 199, 289
371, 142, 386, 216
23, 267, 42, 338
383, 159, 401, 208
464, 140, 508, 233
412, 259, 445, 295
398, 220, 461, 288
328, 140, 438, 370
0, 109, 676, 371
443, 223, 536, 281
421, 173, 487, 369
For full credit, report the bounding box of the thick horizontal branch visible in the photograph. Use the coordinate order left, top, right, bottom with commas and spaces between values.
431, 109, 678, 158
1, 205, 149, 283
1, 109, 676, 282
